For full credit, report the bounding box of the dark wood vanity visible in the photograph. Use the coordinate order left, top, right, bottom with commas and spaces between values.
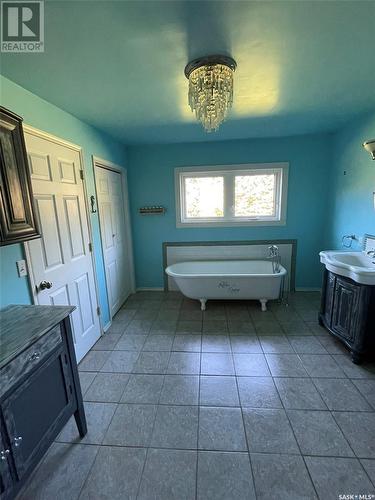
0, 107, 40, 246
320, 269, 375, 363
0, 306, 86, 500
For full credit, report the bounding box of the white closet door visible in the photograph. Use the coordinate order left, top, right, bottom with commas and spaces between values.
96, 165, 131, 318
25, 130, 101, 362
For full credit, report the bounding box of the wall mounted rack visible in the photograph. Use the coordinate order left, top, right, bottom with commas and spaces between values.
139, 206, 166, 215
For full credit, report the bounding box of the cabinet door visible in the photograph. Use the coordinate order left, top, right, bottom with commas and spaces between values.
0, 431, 12, 499
323, 271, 336, 327
1, 345, 74, 481
332, 277, 360, 341
0, 107, 40, 245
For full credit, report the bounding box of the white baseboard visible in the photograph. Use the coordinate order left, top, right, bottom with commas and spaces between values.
295, 287, 321, 292
136, 287, 164, 291
103, 320, 112, 333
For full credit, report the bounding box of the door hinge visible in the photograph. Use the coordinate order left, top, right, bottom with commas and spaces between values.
79, 170, 84, 180
88, 242, 93, 252
96, 306, 101, 316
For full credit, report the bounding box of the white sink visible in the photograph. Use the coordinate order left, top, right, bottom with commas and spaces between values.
320, 251, 375, 285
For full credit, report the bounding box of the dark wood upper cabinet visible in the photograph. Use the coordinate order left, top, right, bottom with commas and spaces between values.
0, 106, 40, 246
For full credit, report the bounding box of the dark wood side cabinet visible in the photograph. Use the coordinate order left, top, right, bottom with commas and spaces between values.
0, 305, 87, 500
0, 107, 40, 246
320, 269, 375, 363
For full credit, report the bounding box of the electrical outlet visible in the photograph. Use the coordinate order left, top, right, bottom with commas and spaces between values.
16, 260, 28, 277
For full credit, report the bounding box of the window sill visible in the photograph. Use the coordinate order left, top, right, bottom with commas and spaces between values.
176, 219, 287, 228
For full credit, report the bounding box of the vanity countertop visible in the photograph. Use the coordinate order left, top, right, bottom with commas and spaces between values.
0, 305, 75, 369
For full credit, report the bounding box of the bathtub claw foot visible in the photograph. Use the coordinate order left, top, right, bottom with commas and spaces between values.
260, 299, 268, 312
200, 299, 207, 311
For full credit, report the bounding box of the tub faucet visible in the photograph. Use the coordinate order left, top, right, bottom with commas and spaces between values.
268, 245, 281, 273
268, 245, 278, 257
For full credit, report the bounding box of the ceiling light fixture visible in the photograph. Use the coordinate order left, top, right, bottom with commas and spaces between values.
185, 55, 237, 133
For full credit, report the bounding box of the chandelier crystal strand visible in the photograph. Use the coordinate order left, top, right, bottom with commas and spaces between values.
188, 63, 234, 133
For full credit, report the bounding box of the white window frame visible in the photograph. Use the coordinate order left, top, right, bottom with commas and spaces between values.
175, 162, 289, 228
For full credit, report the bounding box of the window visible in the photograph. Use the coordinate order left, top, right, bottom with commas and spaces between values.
175, 163, 288, 227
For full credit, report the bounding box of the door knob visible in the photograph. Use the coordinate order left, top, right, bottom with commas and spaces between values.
39, 280, 53, 290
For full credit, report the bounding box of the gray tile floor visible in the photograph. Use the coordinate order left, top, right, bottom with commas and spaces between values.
20, 291, 375, 500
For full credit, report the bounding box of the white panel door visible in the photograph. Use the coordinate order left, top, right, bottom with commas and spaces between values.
24, 131, 101, 362
95, 166, 131, 317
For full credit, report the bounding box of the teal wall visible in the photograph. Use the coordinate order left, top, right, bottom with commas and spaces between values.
1, 74, 372, 311
327, 112, 375, 249
127, 134, 333, 289
0, 76, 128, 326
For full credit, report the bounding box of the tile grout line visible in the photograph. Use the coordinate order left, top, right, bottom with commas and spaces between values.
75, 443, 102, 499
47, 439, 375, 459
134, 445, 150, 500
235, 372, 259, 500
195, 338, 202, 500
135, 335, 172, 500
330, 409, 375, 489
359, 460, 375, 490
76, 338, 126, 500
351, 380, 375, 411
330, 410, 368, 460
80, 366, 373, 382
309, 376, 370, 412
77, 325, 131, 499
75, 394, 375, 414
266, 350, 321, 499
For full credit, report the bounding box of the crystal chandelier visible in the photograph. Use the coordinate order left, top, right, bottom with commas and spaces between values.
185, 55, 237, 133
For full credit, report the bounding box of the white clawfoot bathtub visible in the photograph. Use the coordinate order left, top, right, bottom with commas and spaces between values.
165, 260, 287, 311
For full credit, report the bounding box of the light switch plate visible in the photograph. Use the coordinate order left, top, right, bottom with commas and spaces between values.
16, 260, 28, 277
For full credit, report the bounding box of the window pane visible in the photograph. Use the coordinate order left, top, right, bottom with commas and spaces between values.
234, 174, 276, 217
184, 176, 224, 218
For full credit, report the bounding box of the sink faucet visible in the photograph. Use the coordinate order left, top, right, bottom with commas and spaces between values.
367, 250, 375, 257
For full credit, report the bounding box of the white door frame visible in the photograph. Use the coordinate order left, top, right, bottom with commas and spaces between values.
23, 125, 103, 335
93, 155, 136, 321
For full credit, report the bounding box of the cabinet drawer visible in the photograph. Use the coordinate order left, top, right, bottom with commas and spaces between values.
0, 325, 62, 396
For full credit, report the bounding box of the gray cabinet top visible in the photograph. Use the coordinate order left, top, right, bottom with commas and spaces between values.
0, 305, 75, 368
